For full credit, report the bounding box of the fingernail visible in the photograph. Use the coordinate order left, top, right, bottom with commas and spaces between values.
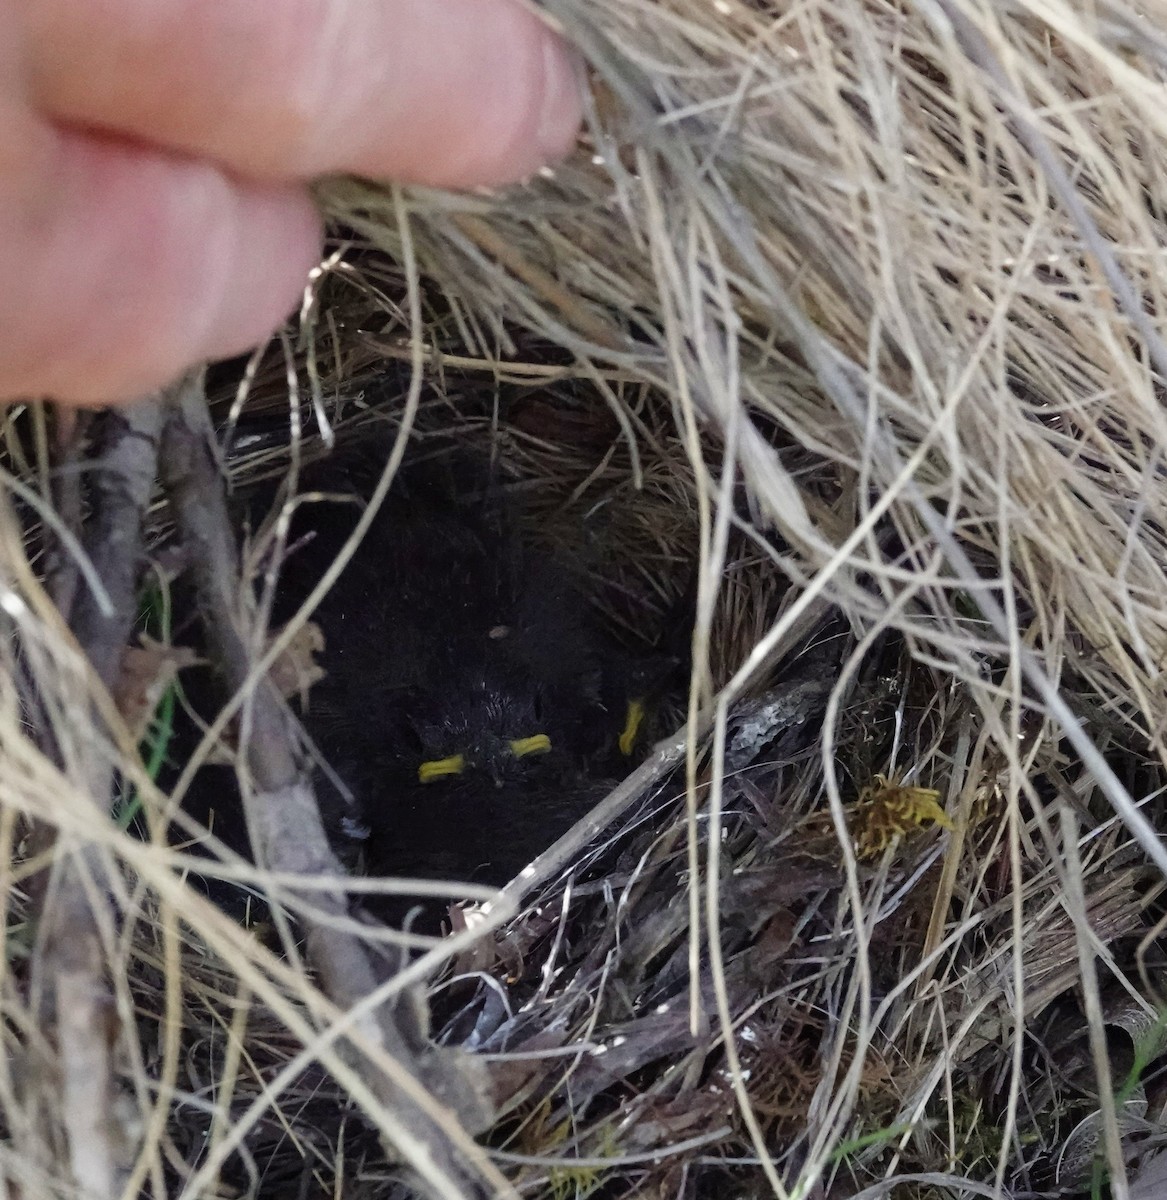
536, 34, 583, 163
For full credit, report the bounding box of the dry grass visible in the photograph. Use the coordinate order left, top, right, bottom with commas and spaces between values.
5, 0, 1167, 1196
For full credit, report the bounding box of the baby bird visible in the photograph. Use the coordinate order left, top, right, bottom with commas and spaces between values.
262, 449, 636, 926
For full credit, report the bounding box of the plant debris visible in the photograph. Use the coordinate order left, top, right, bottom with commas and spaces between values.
4, 0, 1167, 1197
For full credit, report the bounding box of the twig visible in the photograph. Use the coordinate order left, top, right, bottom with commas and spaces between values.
157, 369, 502, 1199
32, 395, 165, 1200
494, 667, 828, 918
500, 723, 693, 910
68, 402, 165, 688
45, 408, 89, 621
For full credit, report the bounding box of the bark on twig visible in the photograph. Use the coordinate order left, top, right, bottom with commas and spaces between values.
68, 403, 165, 687
158, 371, 497, 1198
33, 396, 165, 1200
46, 408, 89, 621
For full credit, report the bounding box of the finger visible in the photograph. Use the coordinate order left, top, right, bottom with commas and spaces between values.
26, 0, 582, 188
0, 123, 321, 404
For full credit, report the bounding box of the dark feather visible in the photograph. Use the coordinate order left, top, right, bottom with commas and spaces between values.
258, 449, 630, 925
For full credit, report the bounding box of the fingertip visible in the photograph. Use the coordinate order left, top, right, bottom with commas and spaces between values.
27, 0, 583, 190
1, 131, 322, 405
412, 7, 584, 188
193, 183, 323, 366
534, 32, 584, 167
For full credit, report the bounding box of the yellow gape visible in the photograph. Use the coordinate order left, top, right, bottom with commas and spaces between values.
618, 699, 645, 756
509, 734, 552, 758
417, 754, 465, 783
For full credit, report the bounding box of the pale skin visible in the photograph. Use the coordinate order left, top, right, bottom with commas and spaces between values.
0, 0, 581, 405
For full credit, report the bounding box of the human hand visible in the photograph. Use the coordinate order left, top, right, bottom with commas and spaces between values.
1, 0, 581, 405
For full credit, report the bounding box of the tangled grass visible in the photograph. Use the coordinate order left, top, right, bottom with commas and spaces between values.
5, 0, 1167, 1196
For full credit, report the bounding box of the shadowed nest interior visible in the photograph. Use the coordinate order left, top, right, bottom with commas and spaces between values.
5, 1, 1167, 1198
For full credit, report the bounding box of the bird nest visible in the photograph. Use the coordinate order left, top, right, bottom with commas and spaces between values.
5, 0, 1167, 1198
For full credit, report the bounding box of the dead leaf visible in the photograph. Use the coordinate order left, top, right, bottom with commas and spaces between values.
1132, 1149, 1167, 1200
755, 908, 800, 961
447, 903, 503, 979
114, 635, 200, 742
192, 623, 325, 765
268, 621, 325, 705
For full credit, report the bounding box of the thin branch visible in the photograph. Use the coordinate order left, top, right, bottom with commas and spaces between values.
68, 402, 165, 685
45, 408, 89, 622
158, 369, 504, 1200
32, 394, 165, 1200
